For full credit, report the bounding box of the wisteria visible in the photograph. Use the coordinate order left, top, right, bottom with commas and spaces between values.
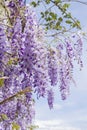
47, 89, 54, 109
48, 47, 59, 86
0, 0, 83, 129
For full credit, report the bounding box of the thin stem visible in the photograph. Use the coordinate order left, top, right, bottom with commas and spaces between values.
0, 1, 12, 25
0, 22, 13, 28
45, 27, 72, 37
0, 87, 32, 105
38, 4, 55, 24
62, 0, 87, 5
0, 77, 9, 80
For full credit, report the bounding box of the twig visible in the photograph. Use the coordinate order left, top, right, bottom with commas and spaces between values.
62, 0, 87, 5
0, 87, 32, 105
0, 77, 9, 80
45, 27, 72, 37
0, 1, 12, 25
0, 22, 13, 28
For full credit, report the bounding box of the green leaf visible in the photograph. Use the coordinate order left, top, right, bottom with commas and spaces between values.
55, 24, 62, 30
54, 0, 61, 4
58, 17, 63, 22
49, 12, 57, 20
45, 17, 52, 21
46, 0, 50, 4
0, 114, 8, 120
7, 58, 18, 65
41, 12, 44, 18
30, 1, 37, 7
45, 11, 49, 15
75, 20, 81, 29
61, 3, 70, 13
72, 20, 81, 29
7, 59, 13, 65
63, 3, 70, 9
12, 122, 20, 130
64, 13, 72, 18
0, 79, 4, 87
66, 20, 72, 24
31, 1, 41, 7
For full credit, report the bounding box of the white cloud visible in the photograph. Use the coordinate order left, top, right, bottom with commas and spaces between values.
53, 104, 62, 110
35, 119, 81, 130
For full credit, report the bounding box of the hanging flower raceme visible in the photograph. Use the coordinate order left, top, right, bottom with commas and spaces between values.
47, 89, 54, 109
0, 0, 83, 129
0, 25, 7, 73
19, 6, 51, 98
59, 58, 73, 100
56, 34, 83, 100
48, 47, 59, 86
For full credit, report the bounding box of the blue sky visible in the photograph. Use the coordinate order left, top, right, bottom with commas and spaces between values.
32, 1, 87, 130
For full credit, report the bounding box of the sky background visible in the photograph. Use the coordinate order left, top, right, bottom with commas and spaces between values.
27, 1, 87, 130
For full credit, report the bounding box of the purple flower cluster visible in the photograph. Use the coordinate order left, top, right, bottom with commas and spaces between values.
0, 0, 83, 129
47, 89, 54, 109
0, 25, 7, 73
48, 47, 58, 86
59, 60, 72, 100
56, 35, 83, 100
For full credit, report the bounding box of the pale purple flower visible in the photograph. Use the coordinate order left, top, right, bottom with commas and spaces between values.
47, 89, 54, 109
48, 47, 58, 86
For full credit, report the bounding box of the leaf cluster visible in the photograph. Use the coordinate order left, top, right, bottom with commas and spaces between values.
30, 0, 81, 32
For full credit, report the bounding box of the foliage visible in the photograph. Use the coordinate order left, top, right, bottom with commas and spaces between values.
30, 0, 81, 32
